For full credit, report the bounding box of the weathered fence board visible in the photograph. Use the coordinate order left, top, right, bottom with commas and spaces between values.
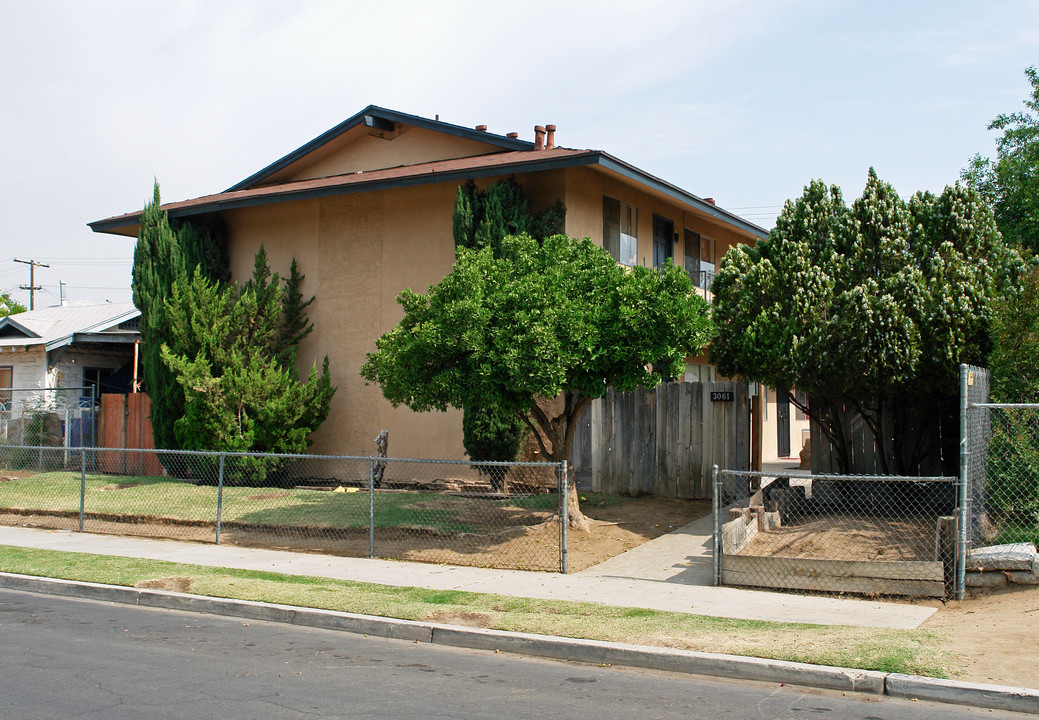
99, 393, 164, 476
571, 382, 750, 499
810, 399, 952, 476
721, 554, 946, 597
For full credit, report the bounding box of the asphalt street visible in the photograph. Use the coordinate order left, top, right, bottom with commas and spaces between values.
0, 588, 1022, 720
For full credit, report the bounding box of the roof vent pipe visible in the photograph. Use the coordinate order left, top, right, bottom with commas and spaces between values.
545, 124, 556, 149
704, 198, 716, 206
475, 125, 488, 132
506, 132, 519, 139
533, 125, 546, 150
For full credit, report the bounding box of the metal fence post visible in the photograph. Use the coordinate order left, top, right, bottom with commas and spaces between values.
215, 453, 225, 545
369, 458, 376, 559
79, 446, 86, 533
559, 462, 569, 575
957, 364, 969, 601
712, 464, 720, 587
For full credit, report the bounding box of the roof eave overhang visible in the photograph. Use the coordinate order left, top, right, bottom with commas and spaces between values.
90, 153, 604, 234
595, 154, 768, 240
0, 317, 41, 339
90, 151, 767, 241
44, 333, 135, 353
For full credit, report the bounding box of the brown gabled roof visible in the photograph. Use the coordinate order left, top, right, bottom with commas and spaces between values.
90, 148, 599, 237
89, 144, 768, 240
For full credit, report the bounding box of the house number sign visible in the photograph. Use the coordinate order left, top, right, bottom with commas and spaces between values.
710, 391, 734, 402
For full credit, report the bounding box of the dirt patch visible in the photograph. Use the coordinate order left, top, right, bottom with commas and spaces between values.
135, 576, 193, 593
0, 495, 711, 573
923, 585, 1039, 687
420, 610, 495, 628
96, 483, 139, 491
740, 515, 936, 561
247, 492, 292, 501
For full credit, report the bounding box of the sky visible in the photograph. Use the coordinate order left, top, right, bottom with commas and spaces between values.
0, 0, 1036, 308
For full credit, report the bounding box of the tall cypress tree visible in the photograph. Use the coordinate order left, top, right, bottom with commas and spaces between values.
176, 214, 230, 284
277, 258, 315, 369
131, 182, 185, 451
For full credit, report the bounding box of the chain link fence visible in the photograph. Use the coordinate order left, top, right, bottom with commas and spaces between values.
966, 404, 1039, 548
713, 469, 959, 598
962, 365, 1039, 594
0, 387, 97, 450
0, 446, 568, 572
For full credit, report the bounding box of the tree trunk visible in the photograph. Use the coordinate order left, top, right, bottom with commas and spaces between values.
565, 469, 591, 532
524, 396, 593, 532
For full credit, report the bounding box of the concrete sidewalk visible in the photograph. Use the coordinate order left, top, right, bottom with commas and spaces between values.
0, 517, 936, 629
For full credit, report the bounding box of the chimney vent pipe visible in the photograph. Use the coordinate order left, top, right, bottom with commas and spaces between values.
533, 125, 546, 150
545, 124, 556, 149
475, 124, 488, 132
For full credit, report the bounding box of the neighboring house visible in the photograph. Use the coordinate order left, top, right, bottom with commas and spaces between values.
90, 106, 780, 462
0, 301, 141, 445
0, 300, 141, 398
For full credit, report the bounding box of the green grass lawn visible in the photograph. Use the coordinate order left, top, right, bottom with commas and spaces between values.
0, 470, 564, 534
0, 544, 953, 678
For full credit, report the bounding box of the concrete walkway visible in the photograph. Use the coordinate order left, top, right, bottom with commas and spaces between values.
0, 519, 936, 629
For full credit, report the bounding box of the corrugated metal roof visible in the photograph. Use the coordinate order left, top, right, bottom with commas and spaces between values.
0, 301, 139, 350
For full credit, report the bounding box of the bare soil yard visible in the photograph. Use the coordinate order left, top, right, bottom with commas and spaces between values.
740, 514, 937, 561
923, 585, 1039, 687
0, 494, 711, 573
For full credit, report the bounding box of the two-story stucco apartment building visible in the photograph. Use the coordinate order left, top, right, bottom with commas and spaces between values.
91, 106, 806, 464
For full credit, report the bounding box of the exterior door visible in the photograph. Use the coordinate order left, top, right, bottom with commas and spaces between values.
777, 388, 791, 457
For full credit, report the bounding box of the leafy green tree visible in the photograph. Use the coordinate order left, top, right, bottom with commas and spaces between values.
161, 248, 335, 484
0, 292, 27, 317
962, 66, 1039, 255
990, 266, 1039, 402
985, 266, 1039, 542
711, 169, 1020, 474
451, 178, 567, 463
361, 234, 713, 527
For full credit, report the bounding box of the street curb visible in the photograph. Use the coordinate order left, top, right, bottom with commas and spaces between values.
2, 572, 1036, 714
886, 673, 1039, 714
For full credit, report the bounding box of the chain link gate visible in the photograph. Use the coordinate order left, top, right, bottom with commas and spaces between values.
961, 364, 1039, 599
712, 467, 957, 597
712, 366, 1039, 599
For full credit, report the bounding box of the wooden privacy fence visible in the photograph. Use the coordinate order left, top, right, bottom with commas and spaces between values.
98, 393, 164, 476
570, 381, 750, 498
809, 399, 956, 477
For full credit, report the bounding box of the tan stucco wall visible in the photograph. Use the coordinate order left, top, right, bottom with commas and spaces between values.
560, 166, 752, 273
290, 127, 504, 182
219, 163, 760, 461
224, 184, 464, 460
761, 386, 811, 463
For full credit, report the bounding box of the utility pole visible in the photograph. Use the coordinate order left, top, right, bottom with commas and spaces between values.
14, 258, 49, 311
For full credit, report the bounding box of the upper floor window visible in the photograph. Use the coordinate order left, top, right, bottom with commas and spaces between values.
652, 215, 674, 268
603, 197, 637, 267
684, 229, 716, 290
